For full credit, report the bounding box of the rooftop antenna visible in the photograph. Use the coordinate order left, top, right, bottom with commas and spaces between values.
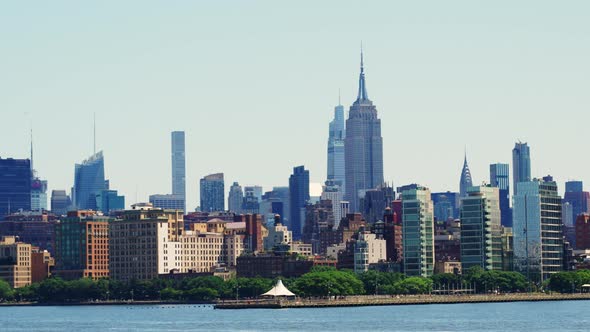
30, 120, 34, 172
93, 113, 96, 155
338, 88, 341, 105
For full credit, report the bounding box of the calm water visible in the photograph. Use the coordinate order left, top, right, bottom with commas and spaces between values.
1, 301, 589, 331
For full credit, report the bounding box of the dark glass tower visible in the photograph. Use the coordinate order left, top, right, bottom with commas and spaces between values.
0, 157, 32, 217
344, 50, 384, 212
490, 163, 513, 227
200, 173, 225, 212
73, 152, 106, 210
512, 142, 531, 195
289, 166, 309, 240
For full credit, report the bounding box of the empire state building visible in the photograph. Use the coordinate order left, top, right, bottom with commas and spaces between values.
344, 50, 384, 212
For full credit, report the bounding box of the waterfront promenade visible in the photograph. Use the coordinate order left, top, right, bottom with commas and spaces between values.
214, 293, 590, 309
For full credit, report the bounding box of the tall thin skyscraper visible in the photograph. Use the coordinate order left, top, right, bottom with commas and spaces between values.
459, 153, 473, 198
73, 152, 106, 210
490, 163, 512, 227
289, 166, 309, 240
327, 96, 346, 189
512, 142, 531, 195
200, 173, 225, 212
171, 131, 186, 211
344, 50, 384, 212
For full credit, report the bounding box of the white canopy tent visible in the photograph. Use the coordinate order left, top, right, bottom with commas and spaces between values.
261, 279, 296, 297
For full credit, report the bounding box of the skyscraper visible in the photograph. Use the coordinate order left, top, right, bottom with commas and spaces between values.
289, 166, 309, 240
51, 190, 71, 216
512, 142, 531, 195
344, 50, 384, 212
402, 185, 435, 277
200, 173, 225, 212
490, 163, 512, 227
564, 180, 590, 220
431, 192, 460, 222
242, 186, 261, 214
459, 153, 473, 198
73, 152, 106, 210
171, 131, 186, 211
0, 158, 31, 217
513, 176, 563, 282
228, 182, 243, 214
327, 98, 346, 189
460, 185, 503, 271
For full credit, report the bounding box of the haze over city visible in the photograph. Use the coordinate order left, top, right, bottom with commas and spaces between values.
2, 1, 589, 209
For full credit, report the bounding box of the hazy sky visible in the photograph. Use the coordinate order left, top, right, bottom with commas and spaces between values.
1, 1, 589, 210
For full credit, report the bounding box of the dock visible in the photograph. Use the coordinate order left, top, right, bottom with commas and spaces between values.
214, 293, 590, 309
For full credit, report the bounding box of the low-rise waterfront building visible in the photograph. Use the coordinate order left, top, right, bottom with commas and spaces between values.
0, 236, 32, 288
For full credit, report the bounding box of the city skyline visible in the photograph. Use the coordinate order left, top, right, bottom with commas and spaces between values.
2, 1, 590, 209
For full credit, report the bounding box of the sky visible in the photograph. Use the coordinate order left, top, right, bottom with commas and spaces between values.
1, 1, 589, 210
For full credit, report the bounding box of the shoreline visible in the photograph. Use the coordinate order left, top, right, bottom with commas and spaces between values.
3, 293, 590, 309
0, 300, 214, 307
214, 293, 590, 309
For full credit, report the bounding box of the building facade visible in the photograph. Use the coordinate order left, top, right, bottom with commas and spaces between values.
402, 186, 435, 277
54, 210, 110, 280
200, 173, 225, 212
460, 186, 503, 271
0, 158, 31, 218
0, 236, 32, 288
513, 177, 563, 282
96, 189, 125, 214
344, 51, 384, 212
109, 206, 184, 281
149, 194, 185, 211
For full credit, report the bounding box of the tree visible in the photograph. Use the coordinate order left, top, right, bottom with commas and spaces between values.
291, 270, 365, 297
0, 279, 13, 302
160, 287, 182, 300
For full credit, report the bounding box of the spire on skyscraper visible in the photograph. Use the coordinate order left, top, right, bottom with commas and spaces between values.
460, 151, 473, 197
356, 44, 369, 102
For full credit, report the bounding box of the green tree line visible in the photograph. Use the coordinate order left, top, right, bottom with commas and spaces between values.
0, 266, 552, 303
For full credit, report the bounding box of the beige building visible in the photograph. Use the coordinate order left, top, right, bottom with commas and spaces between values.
354, 232, 387, 273
264, 216, 292, 251
291, 242, 313, 257
110, 207, 247, 280
0, 236, 32, 288
109, 206, 183, 281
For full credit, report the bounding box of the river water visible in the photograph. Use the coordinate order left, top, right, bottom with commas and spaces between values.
1, 301, 589, 331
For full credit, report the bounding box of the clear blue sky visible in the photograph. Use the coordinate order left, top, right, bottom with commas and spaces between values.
1, 1, 589, 210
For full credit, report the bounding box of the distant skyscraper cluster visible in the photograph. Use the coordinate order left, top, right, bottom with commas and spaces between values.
2, 48, 590, 290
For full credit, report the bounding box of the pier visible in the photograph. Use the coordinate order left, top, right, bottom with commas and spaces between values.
214, 293, 590, 309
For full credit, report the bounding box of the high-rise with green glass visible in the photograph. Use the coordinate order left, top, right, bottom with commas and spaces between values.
513, 176, 563, 282
402, 186, 435, 277
460, 185, 503, 271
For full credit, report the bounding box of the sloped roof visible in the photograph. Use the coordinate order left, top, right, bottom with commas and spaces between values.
261, 279, 295, 297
